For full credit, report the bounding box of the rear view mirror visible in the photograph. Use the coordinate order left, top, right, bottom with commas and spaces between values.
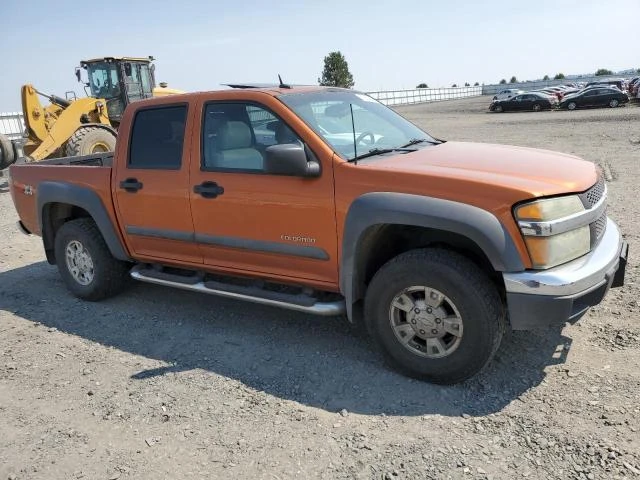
324, 103, 350, 117
75, 67, 81, 83
264, 144, 320, 177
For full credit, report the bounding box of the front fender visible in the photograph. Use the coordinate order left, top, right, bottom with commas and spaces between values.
340, 192, 525, 319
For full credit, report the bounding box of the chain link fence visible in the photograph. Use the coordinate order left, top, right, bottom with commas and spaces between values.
366, 86, 482, 106
0, 112, 25, 140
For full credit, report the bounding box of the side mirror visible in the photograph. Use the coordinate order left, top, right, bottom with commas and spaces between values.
264, 144, 320, 177
75, 67, 81, 83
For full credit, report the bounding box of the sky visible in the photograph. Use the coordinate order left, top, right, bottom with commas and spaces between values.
1, 0, 639, 111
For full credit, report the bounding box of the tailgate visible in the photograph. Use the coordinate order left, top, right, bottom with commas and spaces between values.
8, 162, 114, 236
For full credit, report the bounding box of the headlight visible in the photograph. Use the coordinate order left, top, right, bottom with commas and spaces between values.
515, 195, 591, 269
516, 195, 584, 222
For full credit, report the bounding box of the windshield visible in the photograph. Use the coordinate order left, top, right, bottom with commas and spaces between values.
86, 62, 121, 99
278, 90, 436, 161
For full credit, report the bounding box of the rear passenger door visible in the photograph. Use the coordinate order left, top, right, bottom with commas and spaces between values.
581, 90, 598, 107
113, 101, 202, 264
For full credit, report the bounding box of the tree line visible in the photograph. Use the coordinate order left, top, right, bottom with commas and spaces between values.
317, 53, 638, 90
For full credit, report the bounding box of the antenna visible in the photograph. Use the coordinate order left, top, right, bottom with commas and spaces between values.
350, 103, 358, 164
278, 74, 291, 89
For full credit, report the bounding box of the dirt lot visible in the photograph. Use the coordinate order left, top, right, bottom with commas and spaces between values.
1, 96, 639, 480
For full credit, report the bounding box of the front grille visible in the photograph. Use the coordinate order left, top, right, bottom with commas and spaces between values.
590, 210, 607, 248
579, 176, 605, 208
579, 175, 607, 248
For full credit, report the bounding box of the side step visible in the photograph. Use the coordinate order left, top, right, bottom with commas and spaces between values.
130, 265, 346, 316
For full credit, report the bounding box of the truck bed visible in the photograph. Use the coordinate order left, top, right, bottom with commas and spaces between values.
8, 152, 115, 236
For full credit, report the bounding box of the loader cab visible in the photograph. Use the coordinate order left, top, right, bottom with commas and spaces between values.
78, 56, 156, 125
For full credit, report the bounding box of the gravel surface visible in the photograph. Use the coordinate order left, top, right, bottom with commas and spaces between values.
1, 96, 639, 479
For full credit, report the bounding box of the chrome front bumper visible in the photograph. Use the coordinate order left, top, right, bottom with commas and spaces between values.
503, 218, 627, 329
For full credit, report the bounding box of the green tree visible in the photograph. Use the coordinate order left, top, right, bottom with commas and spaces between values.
595, 68, 613, 76
464, 82, 470, 87
451, 83, 458, 87
416, 83, 428, 88
474, 82, 479, 86
499, 79, 507, 84
318, 51, 354, 88
554, 73, 565, 80
510, 76, 518, 83
543, 75, 550, 81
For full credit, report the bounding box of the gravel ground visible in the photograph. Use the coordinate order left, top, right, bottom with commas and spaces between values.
1, 96, 639, 480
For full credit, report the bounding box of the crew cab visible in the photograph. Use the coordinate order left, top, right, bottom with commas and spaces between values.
7, 85, 628, 384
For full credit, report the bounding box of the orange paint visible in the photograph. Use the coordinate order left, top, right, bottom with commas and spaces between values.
8, 86, 600, 285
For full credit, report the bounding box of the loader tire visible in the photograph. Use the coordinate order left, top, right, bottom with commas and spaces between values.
0, 134, 15, 170
65, 127, 116, 157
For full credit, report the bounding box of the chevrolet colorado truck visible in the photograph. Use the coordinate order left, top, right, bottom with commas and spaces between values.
7, 85, 628, 384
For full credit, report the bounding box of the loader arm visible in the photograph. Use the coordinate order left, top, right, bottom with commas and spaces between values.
22, 85, 112, 161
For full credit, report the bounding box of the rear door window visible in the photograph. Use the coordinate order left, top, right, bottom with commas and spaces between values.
128, 105, 187, 169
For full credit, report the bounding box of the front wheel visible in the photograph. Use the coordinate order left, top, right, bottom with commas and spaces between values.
364, 249, 505, 384
532, 103, 542, 112
567, 101, 577, 111
54, 218, 131, 300
609, 99, 619, 108
494, 104, 503, 113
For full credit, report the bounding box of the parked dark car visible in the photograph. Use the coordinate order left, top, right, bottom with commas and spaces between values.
558, 87, 629, 110
489, 92, 555, 112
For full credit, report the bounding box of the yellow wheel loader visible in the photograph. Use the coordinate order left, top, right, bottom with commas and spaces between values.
0, 56, 182, 169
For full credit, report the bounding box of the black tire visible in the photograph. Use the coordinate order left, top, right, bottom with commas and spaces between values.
54, 218, 130, 301
609, 99, 619, 108
0, 133, 15, 170
364, 248, 505, 385
532, 103, 542, 112
65, 127, 116, 157
494, 104, 503, 113
567, 101, 577, 111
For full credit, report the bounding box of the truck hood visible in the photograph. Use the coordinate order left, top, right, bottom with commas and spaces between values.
360, 141, 598, 197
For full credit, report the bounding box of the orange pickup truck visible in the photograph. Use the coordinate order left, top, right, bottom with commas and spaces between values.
7, 85, 628, 384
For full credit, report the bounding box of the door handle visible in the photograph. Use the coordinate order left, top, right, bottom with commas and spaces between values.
194, 181, 224, 199
119, 178, 143, 193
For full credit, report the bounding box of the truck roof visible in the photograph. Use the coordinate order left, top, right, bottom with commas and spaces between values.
131, 85, 351, 107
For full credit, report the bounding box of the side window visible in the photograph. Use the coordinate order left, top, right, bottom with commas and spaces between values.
128, 105, 187, 169
201, 102, 303, 173
140, 64, 152, 94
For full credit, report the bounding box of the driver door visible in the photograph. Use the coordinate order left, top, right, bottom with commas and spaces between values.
188, 94, 339, 286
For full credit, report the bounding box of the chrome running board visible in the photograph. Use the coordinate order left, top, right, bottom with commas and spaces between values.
130, 265, 345, 316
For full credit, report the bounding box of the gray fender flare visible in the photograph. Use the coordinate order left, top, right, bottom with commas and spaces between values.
37, 181, 130, 263
340, 192, 525, 320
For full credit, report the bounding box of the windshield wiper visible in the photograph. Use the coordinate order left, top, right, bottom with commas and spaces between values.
399, 138, 442, 148
348, 147, 416, 162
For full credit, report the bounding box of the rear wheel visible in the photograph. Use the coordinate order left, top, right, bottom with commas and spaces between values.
532, 103, 542, 112
364, 248, 505, 384
0, 134, 15, 170
609, 99, 619, 108
54, 218, 130, 301
65, 127, 116, 157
